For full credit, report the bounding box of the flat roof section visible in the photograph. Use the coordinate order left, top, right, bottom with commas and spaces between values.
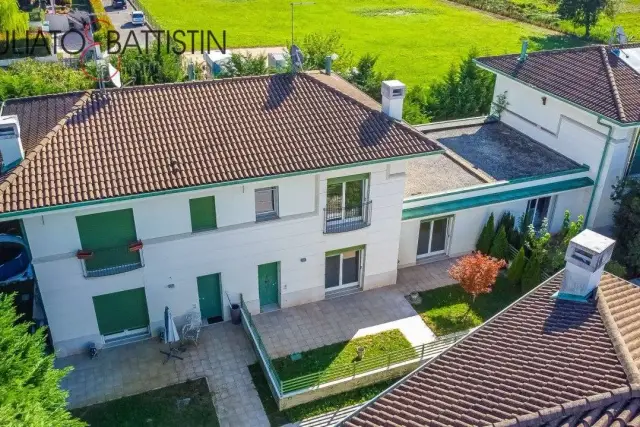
424, 121, 582, 181
404, 154, 489, 198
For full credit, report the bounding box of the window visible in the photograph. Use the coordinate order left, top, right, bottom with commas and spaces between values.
190, 196, 217, 232
526, 196, 553, 229
417, 217, 450, 258
324, 174, 371, 232
76, 208, 142, 276
325, 245, 365, 290
255, 187, 278, 221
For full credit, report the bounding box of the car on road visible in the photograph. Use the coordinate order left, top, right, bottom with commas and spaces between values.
112, 0, 127, 9
131, 11, 145, 26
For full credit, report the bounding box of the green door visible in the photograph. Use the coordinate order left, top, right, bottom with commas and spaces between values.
258, 262, 279, 310
197, 273, 222, 321
92, 288, 149, 336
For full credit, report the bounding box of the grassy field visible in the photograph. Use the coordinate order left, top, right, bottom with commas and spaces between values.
71, 379, 219, 427
249, 363, 398, 424
412, 276, 522, 336
138, 0, 563, 86
272, 329, 415, 382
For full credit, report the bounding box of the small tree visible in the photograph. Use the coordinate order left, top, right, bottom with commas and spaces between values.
489, 225, 509, 260
557, 0, 617, 37
115, 41, 186, 85
218, 53, 271, 77
296, 32, 354, 74
346, 53, 394, 102
476, 213, 495, 254
507, 247, 526, 287
0, 294, 84, 426
448, 253, 506, 309
521, 255, 542, 291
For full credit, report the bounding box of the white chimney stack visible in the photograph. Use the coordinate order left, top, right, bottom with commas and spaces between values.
0, 115, 23, 172
559, 229, 615, 300
381, 80, 406, 121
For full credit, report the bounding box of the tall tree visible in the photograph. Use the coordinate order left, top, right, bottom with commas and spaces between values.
0, 0, 28, 33
476, 213, 495, 254
557, 0, 617, 37
0, 294, 84, 426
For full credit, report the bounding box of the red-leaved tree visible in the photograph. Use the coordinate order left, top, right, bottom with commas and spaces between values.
448, 253, 506, 306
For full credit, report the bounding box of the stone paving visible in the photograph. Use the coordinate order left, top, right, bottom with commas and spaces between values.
57, 322, 269, 427
255, 258, 456, 359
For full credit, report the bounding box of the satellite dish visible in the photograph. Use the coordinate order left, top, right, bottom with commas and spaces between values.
108, 63, 122, 88
610, 26, 628, 47
291, 44, 304, 71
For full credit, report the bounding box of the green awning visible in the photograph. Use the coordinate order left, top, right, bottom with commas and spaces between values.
402, 177, 594, 220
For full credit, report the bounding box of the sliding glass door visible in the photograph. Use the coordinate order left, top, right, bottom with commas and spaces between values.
417, 217, 450, 258
325, 248, 363, 290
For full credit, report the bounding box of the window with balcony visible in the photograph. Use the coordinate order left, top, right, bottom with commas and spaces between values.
190, 195, 217, 232
76, 208, 143, 278
324, 174, 372, 233
255, 187, 279, 221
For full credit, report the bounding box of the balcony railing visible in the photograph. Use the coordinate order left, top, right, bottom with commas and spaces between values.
324, 201, 372, 234
78, 243, 144, 278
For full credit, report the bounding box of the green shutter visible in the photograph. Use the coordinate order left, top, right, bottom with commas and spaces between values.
76, 209, 140, 271
327, 173, 370, 185
326, 244, 366, 257
93, 288, 149, 335
190, 196, 217, 232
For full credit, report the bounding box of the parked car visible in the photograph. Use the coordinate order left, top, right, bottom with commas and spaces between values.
112, 0, 127, 9
131, 11, 145, 25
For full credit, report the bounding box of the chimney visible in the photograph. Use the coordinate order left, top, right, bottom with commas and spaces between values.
381, 80, 406, 121
558, 230, 615, 301
0, 115, 23, 172
518, 40, 529, 62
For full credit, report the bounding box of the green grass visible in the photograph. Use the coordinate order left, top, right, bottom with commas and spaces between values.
272, 329, 415, 382
248, 363, 398, 424
138, 0, 564, 86
71, 378, 219, 427
412, 276, 523, 336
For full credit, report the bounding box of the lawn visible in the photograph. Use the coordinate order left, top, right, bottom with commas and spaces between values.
137, 0, 565, 86
249, 363, 398, 424
71, 378, 219, 427
412, 276, 523, 336
272, 329, 416, 383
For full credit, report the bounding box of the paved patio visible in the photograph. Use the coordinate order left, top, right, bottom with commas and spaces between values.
255, 258, 456, 358
57, 322, 268, 427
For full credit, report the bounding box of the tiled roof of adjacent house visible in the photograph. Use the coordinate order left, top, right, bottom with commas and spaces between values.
344, 272, 640, 427
475, 44, 640, 124
0, 72, 441, 215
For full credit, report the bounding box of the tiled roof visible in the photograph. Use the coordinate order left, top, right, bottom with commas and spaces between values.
475, 44, 640, 124
0, 72, 441, 214
345, 273, 634, 427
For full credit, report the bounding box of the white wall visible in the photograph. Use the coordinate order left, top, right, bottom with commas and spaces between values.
23, 161, 407, 356
493, 76, 638, 229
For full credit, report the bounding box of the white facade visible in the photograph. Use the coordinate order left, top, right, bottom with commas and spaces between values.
22, 161, 407, 356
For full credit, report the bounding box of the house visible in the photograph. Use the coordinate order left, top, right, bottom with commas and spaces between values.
344, 230, 640, 426
0, 43, 638, 358
398, 43, 640, 267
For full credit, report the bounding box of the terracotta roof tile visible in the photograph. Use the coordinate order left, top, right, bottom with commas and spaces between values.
0, 73, 441, 214
475, 44, 640, 124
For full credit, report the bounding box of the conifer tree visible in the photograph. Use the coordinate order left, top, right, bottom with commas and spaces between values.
476, 213, 495, 254
489, 225, 509, 261
507, 247, 526, 287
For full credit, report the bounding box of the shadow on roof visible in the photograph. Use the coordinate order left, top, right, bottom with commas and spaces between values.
358, 112, 393, 147
264, 74, 294, 111
542, 297, 598, 334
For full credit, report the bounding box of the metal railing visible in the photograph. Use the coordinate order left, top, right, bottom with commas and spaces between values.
81, 246, 144, 278
324, 201, 372, 234
278, 330, 469, 393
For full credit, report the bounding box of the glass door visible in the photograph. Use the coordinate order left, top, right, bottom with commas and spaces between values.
325, 249, 363, 290
417, 217, 450, 258
326, 177, 367, 223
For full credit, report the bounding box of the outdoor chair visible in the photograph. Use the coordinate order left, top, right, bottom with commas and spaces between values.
181, 309, 202, 347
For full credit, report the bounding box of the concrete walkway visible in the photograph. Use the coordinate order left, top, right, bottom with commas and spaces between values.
57, 322, 268, 427
255, 258, 456, 358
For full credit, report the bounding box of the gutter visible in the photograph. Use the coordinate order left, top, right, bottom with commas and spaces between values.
584, 117, 614, 227
473, 60, 640, 129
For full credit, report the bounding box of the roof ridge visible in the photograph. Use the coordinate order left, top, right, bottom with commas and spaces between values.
0, 91, 92, 199
599, 46, 627, 122
597, 278, 640, 384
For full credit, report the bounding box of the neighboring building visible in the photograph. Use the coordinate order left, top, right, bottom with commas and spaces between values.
345, 230, 640, 426
397, 43, 640, 267
0, 43, 638, 357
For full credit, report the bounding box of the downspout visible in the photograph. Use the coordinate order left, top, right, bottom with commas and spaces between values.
584, 117, 614, 227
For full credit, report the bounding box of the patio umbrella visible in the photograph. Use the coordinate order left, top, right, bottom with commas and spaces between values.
160, 306, 183, 363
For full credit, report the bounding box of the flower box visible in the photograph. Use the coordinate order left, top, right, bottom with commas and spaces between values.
76, 250, 94, 260
128, 240, 143, 252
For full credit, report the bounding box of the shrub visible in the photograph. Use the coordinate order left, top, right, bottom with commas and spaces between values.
448, 253, 506, 305
521, 255, 542, 291
497, 212, 516, 245
605, 260, 627, 278
114, 41, 187, 85
88, 0, 116, 44
346, 53, 394, 102
508, 247, 526, 287
489, 225, 509, 261
476, 213, 495, 254
611, 178, 640, 277
296, 32, 354, 74
218, 52, 271, 78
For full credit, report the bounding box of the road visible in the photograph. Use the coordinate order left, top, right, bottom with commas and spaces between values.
102, 0, 154, 52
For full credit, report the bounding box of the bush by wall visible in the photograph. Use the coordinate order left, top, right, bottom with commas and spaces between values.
476, 213, 495, 254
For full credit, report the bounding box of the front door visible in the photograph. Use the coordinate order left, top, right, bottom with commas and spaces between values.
417, 217, 450, 258
258, 262, 279, 310
92, 287, 149, 338
197, 273, 222, 323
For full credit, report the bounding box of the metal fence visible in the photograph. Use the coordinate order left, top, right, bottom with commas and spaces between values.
323, 201, 372, 234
